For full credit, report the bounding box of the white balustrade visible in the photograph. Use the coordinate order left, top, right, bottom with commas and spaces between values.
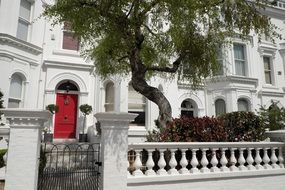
246, 148, 255, 170
133, 149, 143, 176
179, 149, 189, 174
157, 149, 167, 175
255, 148, 263, 170
190, 149, 199, 173
128, 142, 285, 177
229, 148, 238, 171
145, 149, 156, 176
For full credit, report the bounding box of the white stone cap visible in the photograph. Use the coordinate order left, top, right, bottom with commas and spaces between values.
94, 112, 138, 122
0, 109, 52, 120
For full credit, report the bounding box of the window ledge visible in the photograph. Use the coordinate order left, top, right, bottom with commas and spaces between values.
52, 49, 81, 58
262, 84, 279, 90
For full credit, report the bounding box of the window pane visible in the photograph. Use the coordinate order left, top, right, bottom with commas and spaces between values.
234, 44, 245, 60
8, 99, 20, 108
235, 60, 245, 76
16, 19, 29, 41
238, 99, 249, 111
62, 31, 80, 51
263, 57, 271, 70
105, 82, 114, 112
128, 84, 146, 110
19, 0, 31, 20
9, 74, 23, 99
215, 99, 226, 116
265, 72, 272, 84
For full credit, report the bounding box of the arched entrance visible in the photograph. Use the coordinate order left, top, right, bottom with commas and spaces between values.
54, 81, 79, 138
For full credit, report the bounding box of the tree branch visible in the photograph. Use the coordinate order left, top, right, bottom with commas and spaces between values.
146, 54, 184, 73
143, 24, 158, 36
126, 0, 135, 18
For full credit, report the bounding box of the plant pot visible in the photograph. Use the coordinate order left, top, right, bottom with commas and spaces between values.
44, 133, 53, 143
79, 134, 88, 142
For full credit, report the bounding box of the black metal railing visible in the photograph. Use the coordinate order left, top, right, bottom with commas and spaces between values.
38, 143, 101, 190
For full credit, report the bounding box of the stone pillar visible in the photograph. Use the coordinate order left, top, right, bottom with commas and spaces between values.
94, 112, 137, 190
1, 109, 51, 190
265, 130, 285, 163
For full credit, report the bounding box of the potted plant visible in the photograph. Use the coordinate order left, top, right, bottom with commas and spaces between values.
79, 104, 92, 142
44, 104, 59, 142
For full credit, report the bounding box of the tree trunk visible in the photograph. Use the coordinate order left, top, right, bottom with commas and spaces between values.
129, 48, 173, 128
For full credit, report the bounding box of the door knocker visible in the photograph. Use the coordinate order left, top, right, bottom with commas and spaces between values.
64, 97, 69, 105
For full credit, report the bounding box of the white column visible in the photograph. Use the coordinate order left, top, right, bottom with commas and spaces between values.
1, 109, 51, 190
95, 112, 137, 190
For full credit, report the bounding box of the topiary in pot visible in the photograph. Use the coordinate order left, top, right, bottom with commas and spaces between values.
44, 104, 59, 142
79, 104, 92, 142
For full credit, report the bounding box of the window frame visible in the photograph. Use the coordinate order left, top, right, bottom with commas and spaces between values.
215, 98, 226, 116
8, 73, 25, 108
263, 56, 274, 85
233, 43, 247, 76
61, 22, 80, 51
104, 82, 115, 112
16, 0, 33, 41
237, 98, 250, 112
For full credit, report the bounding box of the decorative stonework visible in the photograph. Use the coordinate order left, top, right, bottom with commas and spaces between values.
0, 33, 42, 55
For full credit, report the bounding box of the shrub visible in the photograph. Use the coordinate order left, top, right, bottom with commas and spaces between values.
147, 112, 266, 142
258, 101, 285, 131
156, 116, 227, 142
219, 111, 265, 142
0, 149, 7, 168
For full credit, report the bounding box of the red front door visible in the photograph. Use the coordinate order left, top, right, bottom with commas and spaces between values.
54, 93, 78, 138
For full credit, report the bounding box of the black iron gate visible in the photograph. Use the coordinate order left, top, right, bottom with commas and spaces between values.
38, 143, 101, 190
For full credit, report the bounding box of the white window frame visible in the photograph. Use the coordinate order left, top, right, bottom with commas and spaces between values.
104, 82, 115, 112
233, 43, 248, 76
215, 98, 226, 116
16, 0, 33, 41
263, 56, 274, 85
237, 98, 250, 112
8, 73, 25, 108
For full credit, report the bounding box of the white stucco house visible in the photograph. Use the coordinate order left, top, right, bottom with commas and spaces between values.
0, 0, 285, 142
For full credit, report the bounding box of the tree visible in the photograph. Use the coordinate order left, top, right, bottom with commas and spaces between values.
259, 101, 285, 131
43, 0, 280, 127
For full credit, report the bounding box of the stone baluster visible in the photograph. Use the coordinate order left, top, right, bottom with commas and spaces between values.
145, 149, 156, 176
220, 148, 229, 172
238, 148, 247, 171
168, 149, 179, 175
210, 148, 220, 172
179, 149, 189, 174
255, 148, 263, 170
270, 147, 279, 169
190, 149, 199, 173
246, 148, 255, 170
133, 149, 143, 176
200, 148, 210, 173
157, 149, 167, 175
278, 147, 284, 168
229, 148, 238, 171
263, 148, 272, 169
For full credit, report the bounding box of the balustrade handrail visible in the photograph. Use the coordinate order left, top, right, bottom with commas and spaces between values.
128, 142, 285, 178
129, 142, 284, 150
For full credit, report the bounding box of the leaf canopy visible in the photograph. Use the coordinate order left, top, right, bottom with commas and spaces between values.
44, 0, 281, 86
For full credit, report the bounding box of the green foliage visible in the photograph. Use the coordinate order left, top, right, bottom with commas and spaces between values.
45, 104, 59, 114
43, 0, 281, 86
38, 147, 46, 175
0, 91, 3, 110
148, 116, 227, 142
147, 112, 266, 142
258, 101, 285, 131
219, 112, 265, 142
0, 149, 7, 168
79, 104, 93, 116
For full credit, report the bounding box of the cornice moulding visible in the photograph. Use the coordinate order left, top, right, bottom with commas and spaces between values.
0, 33, 42, 55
